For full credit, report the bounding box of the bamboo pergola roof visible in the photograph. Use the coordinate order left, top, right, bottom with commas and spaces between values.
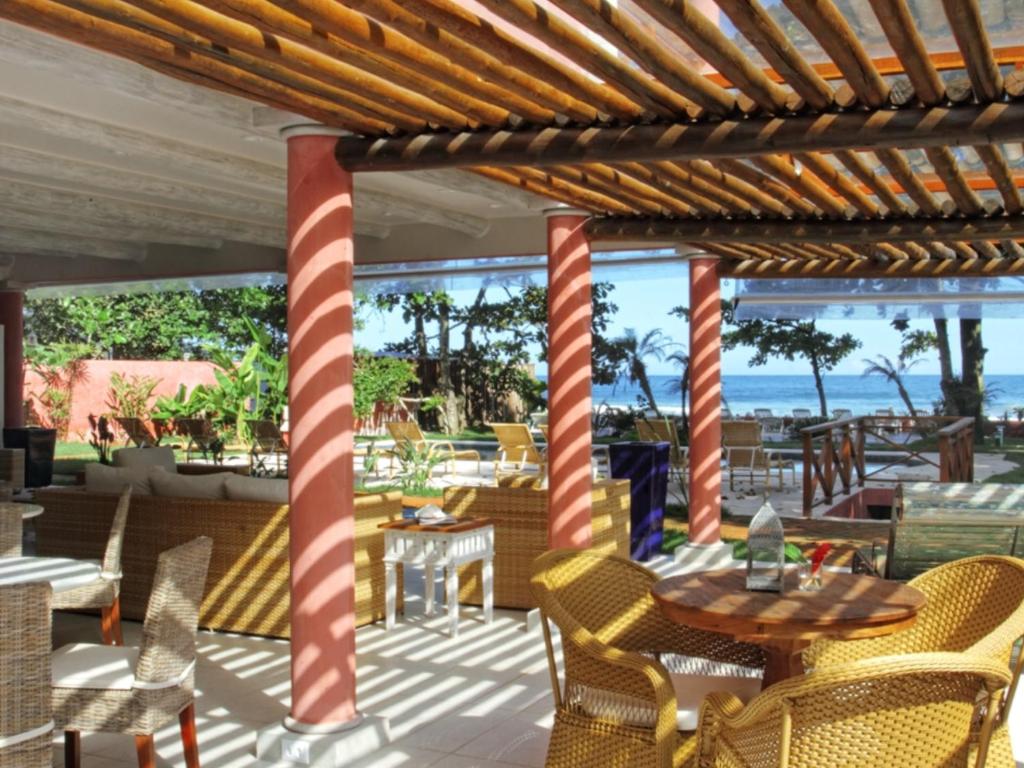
7, 0, 1024, 278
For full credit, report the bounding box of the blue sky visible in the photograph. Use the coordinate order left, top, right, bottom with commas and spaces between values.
357, 275, 1021, 378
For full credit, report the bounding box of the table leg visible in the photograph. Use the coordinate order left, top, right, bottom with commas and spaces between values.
446, 565, 459, 637
482, 557, 494, 625
424, 565, 436, 616
384, 561, 397, 630
761, 639, 810, 689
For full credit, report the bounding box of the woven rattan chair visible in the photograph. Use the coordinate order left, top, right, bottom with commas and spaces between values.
0, 506, 21, 557
0, 582, 52, 768
532, 549, 764, 768
635, 417, 688, 485
55, 536, 213, 768
489, 422, 546, 480
721, 420, 795, 491
52, 485, 131, 645
697, 653, 1009, 768
805, 555, 1024, 768
384, 420, 480, 479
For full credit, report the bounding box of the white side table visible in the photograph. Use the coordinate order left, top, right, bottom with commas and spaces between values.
380, 518, 494, 637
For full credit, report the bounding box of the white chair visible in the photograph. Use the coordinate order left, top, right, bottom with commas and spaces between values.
792, 408, 812, 419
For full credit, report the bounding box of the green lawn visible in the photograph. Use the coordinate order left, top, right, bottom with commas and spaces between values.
986, 450, 1024, 483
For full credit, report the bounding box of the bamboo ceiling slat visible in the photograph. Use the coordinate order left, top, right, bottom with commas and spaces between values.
106, 0, 478, 129
712, 159, 819, 217
629, 0, 791, 114
832, 150, 908, 215
679, 160, 794, 218
713, 0, 833, 110
795, 152, 880, 218
751, 155, 848, 218
198, 0, 553, 125
478, 166, 637, 215
942, 0, 1004, 102
339, 0, 603, 124
924, 147, 985, 215
576, 163, 703, 216
924, 243, 957, 260
946, 242, 979, 260
1003, 241, 1024, 260
874, 148, 944, 216
612, 162, 729, 216
975, 145, 1023, 215
546, 165, 681, 216
647, 162, 764, 215
546, 0, 737, 117
781, 0, 890, 108
974, 241, 1003, 259
367, 0, 642, 122
868, 0, 946, 105
472, 0, 688, 120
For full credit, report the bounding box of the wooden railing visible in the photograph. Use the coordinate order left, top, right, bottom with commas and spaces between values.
801, 415, 975, 517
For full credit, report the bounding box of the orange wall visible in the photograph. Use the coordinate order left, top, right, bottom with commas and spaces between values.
24, 359, 218, 441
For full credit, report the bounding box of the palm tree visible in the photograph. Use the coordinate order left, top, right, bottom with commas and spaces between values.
664, 349, 690, 439
613, 328, 674, 416
862, 354, 920, 417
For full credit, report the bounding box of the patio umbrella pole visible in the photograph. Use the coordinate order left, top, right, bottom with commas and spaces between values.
256, 125, 390, 767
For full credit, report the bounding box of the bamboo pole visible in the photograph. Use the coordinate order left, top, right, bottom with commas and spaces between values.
751, 155, 850, 218
549, 164, 691, 216
630, 0, 790, 113
0, 0, 399, 133
339, 0, 603, 124
356, 0, 642, 122
649, 162, 769, 215
795, 152, 880, 217
471, 0, 690, 119
197, 0, 553, 125
337, 103, 1024, 171
712, 0, 833, 110
941, 0, 1004, 101
874, 149, 943, 216
924, 146, 984, 215
612, 163, 727, 216
679, 160, 794, 217
585, 214, 1024, 244
867, 0, 945, 105
473, 167, 636, 215
108, 0, 474, 129
722, 256, 1024, 279
781, 0, 890, 107
974, 145, 1023, 215
712, 160, 818, 217
546, 0, 737, 116
833, 150, 908, 215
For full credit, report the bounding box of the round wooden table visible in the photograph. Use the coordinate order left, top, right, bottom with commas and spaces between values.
651, 568, 926, 689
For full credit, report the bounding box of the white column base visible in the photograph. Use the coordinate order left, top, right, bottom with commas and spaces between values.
672, 541, 741, 573
255, 714, 390, 767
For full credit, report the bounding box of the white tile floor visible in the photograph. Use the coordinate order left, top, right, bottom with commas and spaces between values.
49, 552, 1024, 768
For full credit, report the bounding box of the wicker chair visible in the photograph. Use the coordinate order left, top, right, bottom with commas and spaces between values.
384, 420, 480, 478
697, 653, 1009, 768
489, 422, 546, 480
0, 506, 21, 557
52, 485, 131, 645
532, 549, 764, 768
721, 420, 795, 491
55, 536, 213, 768
0, 583, 52, 768
805, 555, 1024, 768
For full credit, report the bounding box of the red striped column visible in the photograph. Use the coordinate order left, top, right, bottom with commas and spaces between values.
688, 257, 723, 545
546, 208, 593, 549
283, 127, 358, 728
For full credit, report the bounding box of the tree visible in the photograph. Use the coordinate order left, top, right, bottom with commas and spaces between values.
723, 319, 861, 418
612, 328, 675, 416
664, 349, 690, 438
862, 354, 920, 417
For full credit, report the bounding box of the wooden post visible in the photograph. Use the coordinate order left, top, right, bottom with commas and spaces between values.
0, 291, 24, 429
801, 430, 814, 518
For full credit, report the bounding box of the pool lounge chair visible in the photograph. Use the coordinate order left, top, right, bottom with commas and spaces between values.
833, 408, 854, 421
634, 417, 688, 485
385, 421, 481, 479
753, 408, 785, 440
792, 408, 813, 420
722, 420, 796, 491
114, 416, 158, 447
246, 419, 288, 476
489, 422, 546, 480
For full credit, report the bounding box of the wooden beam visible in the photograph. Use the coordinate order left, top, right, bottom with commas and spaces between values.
586, 215, 1024, 245
924, 146, 984, 215
336, 102, 1024, 172
974, 145, 1024, 215
0, 226, 144, 260
941, 0, 1003, 101
867, 0, 945, 105
721, 255, 1024, 279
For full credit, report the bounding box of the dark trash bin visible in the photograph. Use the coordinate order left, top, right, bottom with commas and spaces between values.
3, 427, 57, 488
609, 441, 670, 561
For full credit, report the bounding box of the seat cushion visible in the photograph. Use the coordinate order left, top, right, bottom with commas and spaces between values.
52, 644, 138, 690
85, 463, 151, 496
224, 474, 288, 504
149, 467, 232, 499
670, 671, 761, 731
112, 446, 177, 473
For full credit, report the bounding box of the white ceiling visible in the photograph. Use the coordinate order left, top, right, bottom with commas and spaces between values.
0, 21, 571, 291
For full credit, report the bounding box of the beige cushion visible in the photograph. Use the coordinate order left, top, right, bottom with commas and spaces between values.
670, 671, 761, 731
52, 644, 138, 690
112, 446, 176, 473
85, 463, 151, 495
224, 474, 288, 505
149, 468, 231, 499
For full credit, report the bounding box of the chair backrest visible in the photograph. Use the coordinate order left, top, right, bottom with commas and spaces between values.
134, 536, 213, 687
806, 556, 1024, 670
833, 408, 853, 420
489, 423, 541, 464
115, 416, 156, 446
101, 485, 132, 579
0, 506, 22, 557
702, 653, 1009, 768
635, 417, 684, 465
247, 419, 284, 445
753, 408, 773, 419
179, 418, 214, 439
386, 420, 426, 449
722, 420, 767, 470
0, 582, 52, 766
793, 408, 812, 419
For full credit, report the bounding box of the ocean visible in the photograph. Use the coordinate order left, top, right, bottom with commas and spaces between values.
540, 374, 1024, 418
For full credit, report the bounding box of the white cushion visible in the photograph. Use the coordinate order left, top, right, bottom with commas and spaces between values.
112, 446, 176, 473
52, 644, 138, 690
149, 468, 231, 500
85, 463, 151, 496
224, 474, 288, 504
670, 672, 761, 731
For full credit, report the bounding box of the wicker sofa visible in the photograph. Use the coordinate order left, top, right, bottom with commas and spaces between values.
34, 487, 403, 638
443, 479, 631, 610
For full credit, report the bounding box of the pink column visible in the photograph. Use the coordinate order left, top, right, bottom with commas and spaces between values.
546, 209, 593, 549
688, 258, 722, 545
283, 128, 358, 728
0, 291, 24, 429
